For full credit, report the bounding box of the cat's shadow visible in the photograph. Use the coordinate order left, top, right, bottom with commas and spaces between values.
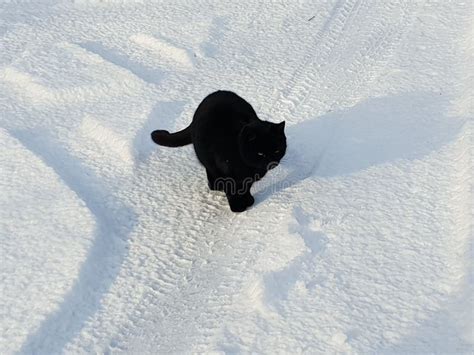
255, 92, 465, 203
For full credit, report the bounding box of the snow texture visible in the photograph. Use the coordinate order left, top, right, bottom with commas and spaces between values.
0, 0, 472, 354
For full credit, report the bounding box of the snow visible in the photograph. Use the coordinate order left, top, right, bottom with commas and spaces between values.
0, 0, 472, 353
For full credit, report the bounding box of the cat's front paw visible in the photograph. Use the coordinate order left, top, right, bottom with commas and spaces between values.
228, 196, 248, 213
229, 200, 247, 213
227, 194, 254, 212
243, 193, 254, 207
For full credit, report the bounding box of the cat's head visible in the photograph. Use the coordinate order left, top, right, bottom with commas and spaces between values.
239, 121, 287, 171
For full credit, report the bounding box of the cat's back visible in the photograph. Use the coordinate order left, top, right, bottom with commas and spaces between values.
191, 91, 258, 151
193, 91, 257, 127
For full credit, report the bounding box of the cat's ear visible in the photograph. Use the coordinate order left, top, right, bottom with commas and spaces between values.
276, 121, 285, 134
242, 125, 257, 142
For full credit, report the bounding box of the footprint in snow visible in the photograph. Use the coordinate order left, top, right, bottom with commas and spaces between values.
290, 206, 329, 255
262, 207, 329, 308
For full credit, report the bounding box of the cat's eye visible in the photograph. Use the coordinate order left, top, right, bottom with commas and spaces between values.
257, 152, 266, 157
274, 150, 280, 154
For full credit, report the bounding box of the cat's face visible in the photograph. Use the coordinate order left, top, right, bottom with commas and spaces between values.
239, 121, 286, 171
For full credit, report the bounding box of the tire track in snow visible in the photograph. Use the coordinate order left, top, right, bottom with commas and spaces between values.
271, 0, 420, 120
10, 130, 136, 354
314, 1, 419, 112
269, 0, 366, 117
265, 0, 421, 195
126, 205, 287, 352
286, 0, 364, 94
74, 154, 232, 351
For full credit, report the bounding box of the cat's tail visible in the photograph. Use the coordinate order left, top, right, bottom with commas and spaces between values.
151, 125, 192, 147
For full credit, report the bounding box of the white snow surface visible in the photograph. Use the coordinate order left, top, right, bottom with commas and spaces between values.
1, 1, 473, 354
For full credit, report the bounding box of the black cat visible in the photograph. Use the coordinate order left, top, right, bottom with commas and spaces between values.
151, 90, 286, 212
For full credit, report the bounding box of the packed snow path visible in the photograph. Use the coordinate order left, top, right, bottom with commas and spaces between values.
1, 1, 472, 353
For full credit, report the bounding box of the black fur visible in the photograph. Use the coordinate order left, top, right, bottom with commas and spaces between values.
151, 90, 286, 212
